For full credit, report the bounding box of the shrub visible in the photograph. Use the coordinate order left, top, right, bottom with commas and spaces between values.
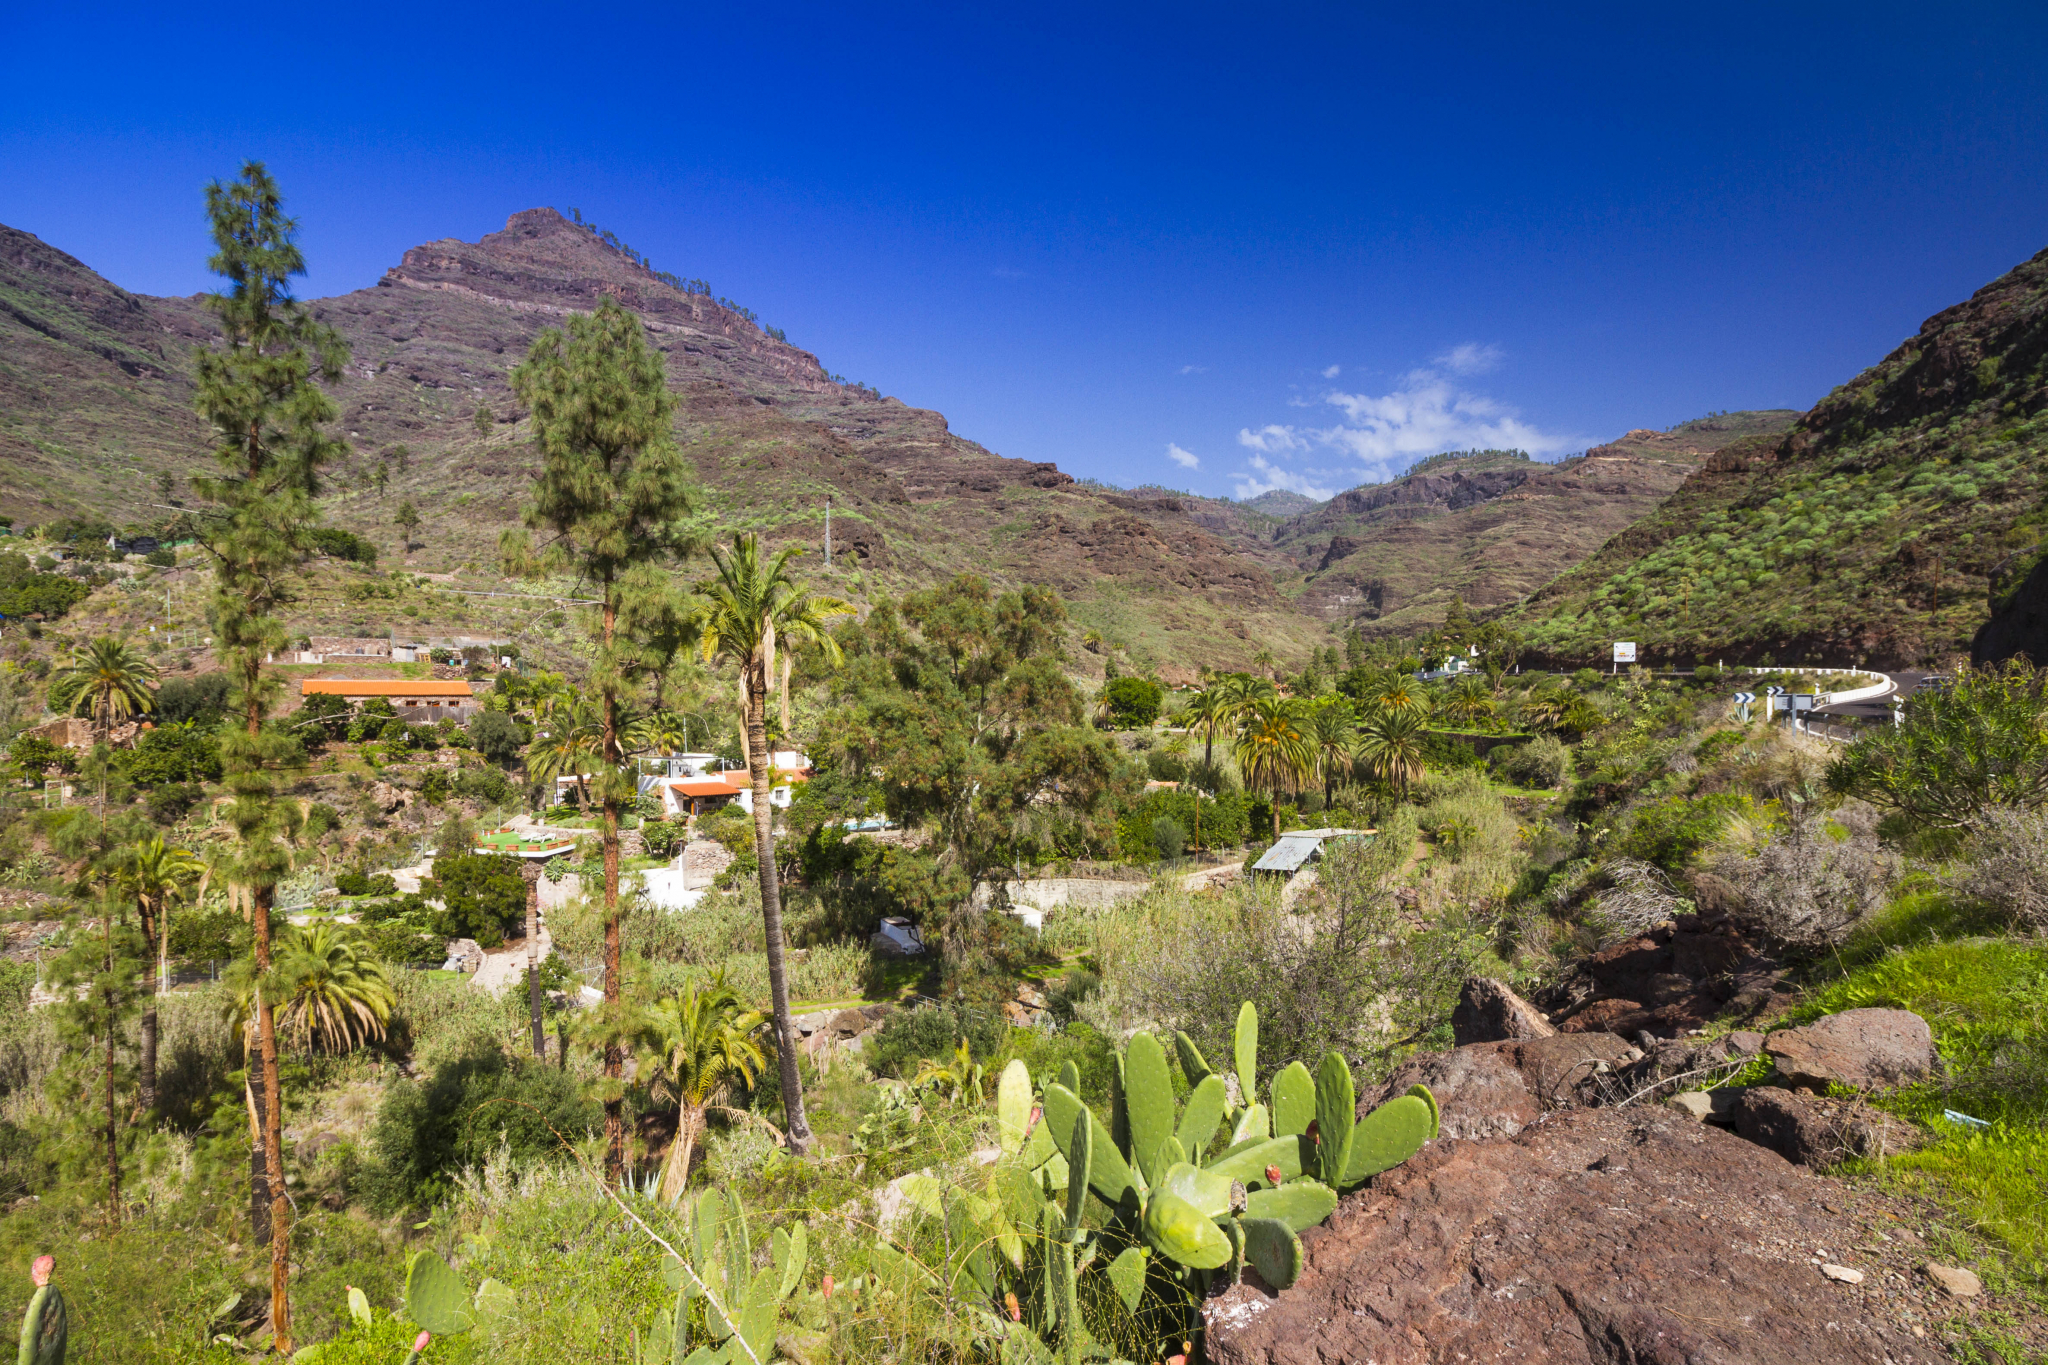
641, 818, 683, 859
455, 765, 513, 805
422, 853, 526, 947
146, 782, 203, 826
1952, 806, 2048, 932
118, 722, 223, 785
335, 871, 399, 898
866, 1000, 1007, 1077
154, 672, 231, 726
363, 1043, 598, 1209
1615, 792, 1767, 871
1492, 733, 1569, 788
1712, 813, 1897, 951
467, 708, 524, 766
6, 735, 72, 775
1144, 749, 1187, 783
142, 547, 176, 568
168, 903, 246, 963
1150, 815, 1186, 860
1101, 676, 1163, 728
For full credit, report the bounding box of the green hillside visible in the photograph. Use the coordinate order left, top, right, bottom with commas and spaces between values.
1510, 250, 2048, 668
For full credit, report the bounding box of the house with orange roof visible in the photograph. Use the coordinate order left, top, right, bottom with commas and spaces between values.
300, 678, 479, 722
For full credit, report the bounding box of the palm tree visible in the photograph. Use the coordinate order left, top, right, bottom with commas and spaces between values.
1516, 679, 1573, 733
120, 836, 203, 1110
57, 637, 159, 742
1366, 673, 1429, 718
1181, 688, 1229, 769
1232, 696, 1315, 798
227, 924, 395, 1055
526, 697, 604, 812
1251, 649, 1278, 681
692, 532, 853, 1154
638, 976, 767, 1201
274, 924, 395, 1053
1354, 706, 1428, 796
1305, 701, 1356, 805
1441, 676, 1497, 729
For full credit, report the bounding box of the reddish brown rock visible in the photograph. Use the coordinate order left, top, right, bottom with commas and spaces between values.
1451, 976, 1556, 1045
1203, 1107, 1945, 1365
1364, 1034, 1635, 1139
1733, 1088, 1926, 1167
1765, 1008, 1937, 1091
1542, 913, 1788, 1039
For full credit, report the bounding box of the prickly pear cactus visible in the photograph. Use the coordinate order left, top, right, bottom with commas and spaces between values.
18, 1256, 66, 1365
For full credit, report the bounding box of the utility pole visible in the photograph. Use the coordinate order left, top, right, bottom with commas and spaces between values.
824, 496, 832, 569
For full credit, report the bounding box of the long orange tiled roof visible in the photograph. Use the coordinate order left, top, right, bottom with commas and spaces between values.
301, 680, 475, 697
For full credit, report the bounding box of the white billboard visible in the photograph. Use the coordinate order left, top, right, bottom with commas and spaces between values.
1612, 641, 1637, 663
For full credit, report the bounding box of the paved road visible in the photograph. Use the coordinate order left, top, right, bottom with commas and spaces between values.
1813, 668, 1932, 723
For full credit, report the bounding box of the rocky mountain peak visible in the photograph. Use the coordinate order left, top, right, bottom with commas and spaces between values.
378, 207, 839, 394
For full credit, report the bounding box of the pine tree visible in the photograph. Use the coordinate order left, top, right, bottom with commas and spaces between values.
46, 894, 147, 1226
189, 161, 347, 1354
506, 295, 697, 1183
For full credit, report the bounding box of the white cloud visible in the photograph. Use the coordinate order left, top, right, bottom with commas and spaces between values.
1232, 455, 1337, 502
1230, 355, 1572, 490
1321, 364, 1341, 378
1435, 342, 1503, 376
1166, 442, 1200, 470
1236, 423, 1309, 454
1179, 364, 1208, 375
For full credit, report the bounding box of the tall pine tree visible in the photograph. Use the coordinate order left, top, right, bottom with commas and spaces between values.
190, 162, 347, 1354
506, 295, 697, 1182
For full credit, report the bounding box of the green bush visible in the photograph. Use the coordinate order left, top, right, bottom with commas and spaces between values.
455, 764, 514, 805
363, 1043, 598, 1209
467, 708, 524, 765
6, 734, 72, 775
146, 782, 203, 825
1491, 734, 1570, 789
1101, 676, 1164, 728
422, 853, 526, 947
866, 1000, 1007, 1077
168, 903, 246, 963
1150, 815, 1186, 860
154, 671, 231, 726
335, 870, 399, 897
1616, 792, 1769, 870
117, 721, 222, 785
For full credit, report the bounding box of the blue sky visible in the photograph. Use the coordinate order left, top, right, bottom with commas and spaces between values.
6, 4, 2047, 501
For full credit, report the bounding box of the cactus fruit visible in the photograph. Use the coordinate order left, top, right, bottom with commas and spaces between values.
18, 1256, 65, 1365
401, 1329, 431, 1365
1204, 1135, 1308, 1188
404, 1253, 473, 1335
1314, 1053, 1356, 1187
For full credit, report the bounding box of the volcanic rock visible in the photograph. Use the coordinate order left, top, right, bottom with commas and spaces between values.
1363, 1033, 1635, 1139
1732, 1087, 1924, 1166
1202, 1106, 1946, 1365
1765, 1008, 1937, 1091
1541, 912, 1787, 1039
1450, 976, 1556, 1045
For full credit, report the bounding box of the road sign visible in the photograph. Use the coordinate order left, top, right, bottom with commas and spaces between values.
1612, 641, 1637, 663
1765, 685, 1785, 696
1733, 692, 1756, 704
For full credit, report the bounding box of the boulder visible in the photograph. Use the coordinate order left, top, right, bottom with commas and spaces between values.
1203, 1106, 1946, 1365
1732, 1087, 1924, 1166
1541, 912, 1789, 1039
1925, 1264, 1982, 1298
1450, 976, 1555, 1045
1363, 1033, 1634, 1139
1765, 1008, 1937, 1090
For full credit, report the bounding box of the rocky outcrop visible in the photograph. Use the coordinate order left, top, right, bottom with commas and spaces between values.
1731, 1088, 1925, 1167
1363, 1033, 1636, 1139
1539, 911, 1789, 1039
1765, 1008, 1939, 1091
1203, 1106, 1951, 1365
1450, 976, 1556, 1045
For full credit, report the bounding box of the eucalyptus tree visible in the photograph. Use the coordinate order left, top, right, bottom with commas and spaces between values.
504, 294, 698, 1183
188, 162, 349, 1352
694, 532, 851, 1152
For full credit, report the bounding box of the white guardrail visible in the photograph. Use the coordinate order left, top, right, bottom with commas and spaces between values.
1746, 665, 1894, 708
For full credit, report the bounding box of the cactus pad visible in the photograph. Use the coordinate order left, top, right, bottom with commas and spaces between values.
1139, 1189, 1233, 1270
1270, 1060, 1315, 1137
1342, 1092, 1435, 1187
1175, 1073, 1227, 1159
1233, 1002, 1259, 1107
997, 1059, 1033, 1154
404, 1252, 473, 1335
1122, 1031, 1177, 1183
1315, 1052, 1356, 1187
1244, 1179, 1337, 1232
1239, 1216, 1306, 1289
1042, 1082, 1138, 1207
1205, 1134, 1308, 1188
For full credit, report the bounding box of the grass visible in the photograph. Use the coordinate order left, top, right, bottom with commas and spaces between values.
1781, 887, 2048, 1287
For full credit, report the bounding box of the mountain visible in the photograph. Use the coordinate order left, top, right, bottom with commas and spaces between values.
1239, 488, 1321, 518
1268, 415, 1798, 636
1506, 249, 2048, 669
0, 209, 1332, 674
